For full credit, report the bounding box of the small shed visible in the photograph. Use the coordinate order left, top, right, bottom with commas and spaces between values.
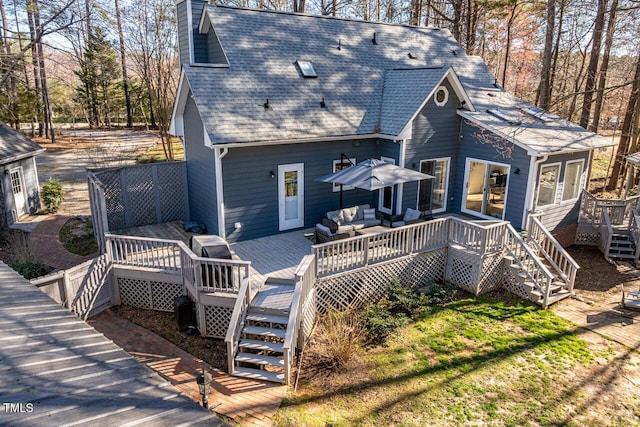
0, 123, 44, 227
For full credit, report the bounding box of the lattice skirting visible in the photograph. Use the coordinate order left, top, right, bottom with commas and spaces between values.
301, 290, 317, 343
477, 253, 505, 294
316, 248, 447, 314
203, 305, 232, 339
575, 223, 600, 246
502, 265, 531, 301
117, 277, 182, 312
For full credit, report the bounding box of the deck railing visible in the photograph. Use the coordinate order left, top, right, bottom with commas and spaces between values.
579, 190, 640, 226
224, 275, 251, 378
505, 224, 555, 307
312, 218, 449, 276
105, 234, 250, 294
448, 218, 507, 254
283, 254, 317, 385
599, 208, 613, 256
528, 215, 579, 293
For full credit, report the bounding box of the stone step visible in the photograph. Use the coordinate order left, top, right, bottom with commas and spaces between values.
245, 313, 289, 326
243, 326, 286, 339
238, 339, 284, 353
235, 352, 284, 368
232, 367, 285, 384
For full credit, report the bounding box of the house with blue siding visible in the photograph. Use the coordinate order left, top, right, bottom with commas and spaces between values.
170, 2, 614, 242
0, 123, 43, 228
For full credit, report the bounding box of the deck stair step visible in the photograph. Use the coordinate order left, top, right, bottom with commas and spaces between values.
242, 326, 286, 339
245, 312, 289, 326
235, 352, 284, 367
545, 290, 572, 305
232, 367, 285, 384
238, 338, 284, 353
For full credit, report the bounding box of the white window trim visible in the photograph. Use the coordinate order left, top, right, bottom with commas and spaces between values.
417, 157, 450, 214
332, 158, 355, 192
561, 159, 585, 202
536, 162, 562, 208
378, 156, 395, 215
434, 86, 449, 107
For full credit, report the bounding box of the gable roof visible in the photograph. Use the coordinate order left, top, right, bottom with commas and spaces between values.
173, 5, 614, 155
0, 122, 44, 166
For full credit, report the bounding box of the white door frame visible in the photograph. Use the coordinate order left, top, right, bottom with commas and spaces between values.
278, 163, 304, 231
378, 156, 395, 215
461, 157, 510, 220
416, 157, 451, 214
9, 167, 27, 220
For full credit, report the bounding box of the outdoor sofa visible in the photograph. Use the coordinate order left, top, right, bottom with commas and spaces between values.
385, 208, 433, 228
315, 204, 382, 243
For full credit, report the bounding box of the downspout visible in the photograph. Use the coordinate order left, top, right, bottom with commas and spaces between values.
213, 146, 228, 238
522, 154, 549, 230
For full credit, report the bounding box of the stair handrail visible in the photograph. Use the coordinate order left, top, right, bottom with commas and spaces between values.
527, 216, 579, 293
628, 207, 640, 260
283, 254, 316, 385
505, 224, 555, 308
600, 208, 614, 257
224, 275, 251, 377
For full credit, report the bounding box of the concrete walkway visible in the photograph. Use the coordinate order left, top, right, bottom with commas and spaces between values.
89, 310, 287, 426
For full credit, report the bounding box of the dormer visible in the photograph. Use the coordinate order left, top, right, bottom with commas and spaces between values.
176, 0, 228, 67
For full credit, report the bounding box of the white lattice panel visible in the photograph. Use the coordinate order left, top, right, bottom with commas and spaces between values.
575, 223, 600, 246
301, 290, 317, 342
125, 167, 156, 226
151, 282, 183, 312
118, 278, 152, 308
316, 249, 447, 314
477, 253, 504, 294
158, 163, 187, 222
446, 246, 480, 294
204, 305, 232, 338
502, 265, 531, 300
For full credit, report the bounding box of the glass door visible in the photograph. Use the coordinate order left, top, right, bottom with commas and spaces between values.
462, 159, 509, 219
278, 163, 304, 230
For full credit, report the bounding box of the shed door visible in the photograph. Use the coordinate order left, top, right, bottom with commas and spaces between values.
9, 167, 27, 219
278, 163, 304, 231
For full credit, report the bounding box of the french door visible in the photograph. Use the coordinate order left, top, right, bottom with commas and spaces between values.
462, 158, 509, 219
278, 163, 304, 230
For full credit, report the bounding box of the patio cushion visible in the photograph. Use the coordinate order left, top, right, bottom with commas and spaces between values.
337, 224, 355, 234
343, 206, 358, 223
355, 204, 370, 220
329, 211, 344, 225
363, 208, 376, 221
351, 221, 366, 230
326, 209, 341, 220
403, 208, 422, 222
392, 220, 406, 227
315, 223, 333, 236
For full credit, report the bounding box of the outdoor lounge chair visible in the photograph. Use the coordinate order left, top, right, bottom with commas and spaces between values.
386, 208, 433, 228
621, 283, 640, 311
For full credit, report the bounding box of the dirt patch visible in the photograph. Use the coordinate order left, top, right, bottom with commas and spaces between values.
59, 217, 98, 256
111, 305, 227, 371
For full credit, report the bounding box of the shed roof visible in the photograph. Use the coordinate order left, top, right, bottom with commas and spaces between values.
177, 5, 614, 155
0, 262, 222, 426
0, 122, 44, 166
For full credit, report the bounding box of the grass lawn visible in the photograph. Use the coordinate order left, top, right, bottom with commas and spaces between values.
137, 138, 184, 163
275, 295, 639, 426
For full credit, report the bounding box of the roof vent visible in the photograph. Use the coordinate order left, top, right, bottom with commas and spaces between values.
408, 53, 417, 59
320, 97, 326, 108
337, 39, 342, 50
372, 32, 377, 45
452, 50, 457, 56
264, 99, 272, 110
493, 78, 499, 88
296, 60, 318, 78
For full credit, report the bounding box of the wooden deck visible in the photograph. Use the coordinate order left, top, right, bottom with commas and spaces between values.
113, 221, 195, 243
0, 261, 221, 426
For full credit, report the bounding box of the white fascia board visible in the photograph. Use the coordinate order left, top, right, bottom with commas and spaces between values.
457, 110, 540, 157
208, 133, 397, 149
169, 69, 189, 136
198, 5, 211, 33
397, 66, 475, 139
203, 125, 212, 148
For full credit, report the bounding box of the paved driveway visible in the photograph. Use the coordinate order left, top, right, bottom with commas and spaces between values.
36, 129, 159, 215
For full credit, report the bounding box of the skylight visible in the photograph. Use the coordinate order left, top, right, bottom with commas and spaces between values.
487, 109, 522, 125
296, 60, 317, 78
522, 107, 554, 123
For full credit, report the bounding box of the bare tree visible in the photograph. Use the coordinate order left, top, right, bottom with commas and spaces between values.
114, 0, 132, 127
537, 0, 555, 110
579, 0, 606, 129
591, 0, 618, 132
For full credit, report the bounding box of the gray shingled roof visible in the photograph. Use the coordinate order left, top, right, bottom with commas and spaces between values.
0, 262, 223, 426
0, 123, 44, 165
183, 6, 614, 154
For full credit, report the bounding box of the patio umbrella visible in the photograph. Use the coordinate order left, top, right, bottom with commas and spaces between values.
316, 158, 435, 208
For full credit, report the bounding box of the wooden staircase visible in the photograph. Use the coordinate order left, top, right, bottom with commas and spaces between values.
231, 278, 295, 384
607, 231, 636, 259
504, 253, 572, 306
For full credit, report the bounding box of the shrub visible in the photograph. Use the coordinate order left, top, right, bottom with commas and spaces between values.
41, 178, 65, 213
386, 278, 431, 316
10, 261, 53, 279
419, 281, 458, 305
309, 310, 364, 370
361, 300, 408, 345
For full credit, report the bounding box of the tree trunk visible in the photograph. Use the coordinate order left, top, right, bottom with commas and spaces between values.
579, 0, 606, 129
537, 0, 555, 110
548, 0, 565, 105
607, 53, 640, 191
115, 0, 133, 128
501, 2, 518, 87
591, 0, 618, 133
33, 0, 54, 142
1, 0, 18, 128
26, 0, 43, 137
